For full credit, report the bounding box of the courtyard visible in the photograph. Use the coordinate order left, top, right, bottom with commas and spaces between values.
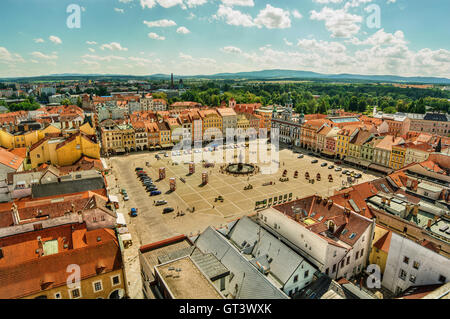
110, 143, 381, 246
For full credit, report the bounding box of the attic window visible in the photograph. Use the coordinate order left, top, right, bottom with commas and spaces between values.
318, 216, 324, 221
310, 212, 316, 218
342, 229, 348, 235
349, 233, 357, 239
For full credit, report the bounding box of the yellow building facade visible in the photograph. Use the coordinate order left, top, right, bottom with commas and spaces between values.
389, 145, 406, 170
29, 134, 100, 168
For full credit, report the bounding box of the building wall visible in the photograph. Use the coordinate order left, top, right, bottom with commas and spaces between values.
24, 269, 125, 299
382, 232, 450, 294
0, 130, 15, 149
283, 261, 316, 297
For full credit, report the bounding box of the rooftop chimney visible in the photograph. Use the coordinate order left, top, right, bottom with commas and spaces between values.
11, 203, 20, 226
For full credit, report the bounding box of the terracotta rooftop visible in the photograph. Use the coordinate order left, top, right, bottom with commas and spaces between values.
273, 195, 372, 247
0, 147, 24, 170
0, 223, 121, 299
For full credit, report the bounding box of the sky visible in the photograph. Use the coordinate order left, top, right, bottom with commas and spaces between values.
0, 0, 449, 78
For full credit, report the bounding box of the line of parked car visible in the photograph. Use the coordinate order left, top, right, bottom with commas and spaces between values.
135, 167, 174, 214
296, 152, 363, 179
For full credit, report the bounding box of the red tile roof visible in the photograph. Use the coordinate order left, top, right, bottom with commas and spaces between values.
273, 195, 372, 247
0, 223, 122, 299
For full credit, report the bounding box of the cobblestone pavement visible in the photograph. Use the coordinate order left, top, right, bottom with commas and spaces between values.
107, 144, 382, 299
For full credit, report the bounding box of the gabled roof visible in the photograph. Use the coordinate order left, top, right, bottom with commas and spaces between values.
0, 223, 121, 299
0, 148, 24, 170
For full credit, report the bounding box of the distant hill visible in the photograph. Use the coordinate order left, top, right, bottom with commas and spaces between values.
2, 69, 449, 84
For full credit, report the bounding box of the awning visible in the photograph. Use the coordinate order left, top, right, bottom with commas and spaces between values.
344, 156, 371, 167
108, 195, 119, 203
116, 212, 126, 226
321, 150, 335, 156
115, 148, 126, 153
160, 143, 174, 148
369, 164, 393, 174
120, 233, 132, 241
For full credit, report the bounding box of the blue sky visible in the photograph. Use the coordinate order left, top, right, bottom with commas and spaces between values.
0, 0, 449, 78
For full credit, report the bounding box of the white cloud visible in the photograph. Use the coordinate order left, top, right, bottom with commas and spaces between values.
88, 48, 96, 53
143, 19, 177, 27
177, 26, 191, 34
254, 4, 291, 29
344, 0, 373, 10
157, 0, 184, 8
34, 38, 45, 43
100, 42, 128, 51
313, 0, 343, 3
283, 38, 293, 46
221, 46, 243, 54
297, 38, 347, 54
119, 0, 133, 3
140, 0, 156, 8
114, 8, 125, 13
148, 32, 166, 40
216, 5, 255, 27
31, 51, 58, 60
82, 54, 127, 62
310, 7, 362, 38
86, 41, 97, 45
221, 0, 254, 6
348, 29, 407, 46
292, 10, 302, 19
0, 47, 25, 64
49, 35, 62, 44
186, 0, 208, 8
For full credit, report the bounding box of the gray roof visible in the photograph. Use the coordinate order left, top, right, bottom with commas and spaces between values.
191, 248, 230, 281
195, 226, 288, 299
31, 177, 105, 198
227, 216, 310, 285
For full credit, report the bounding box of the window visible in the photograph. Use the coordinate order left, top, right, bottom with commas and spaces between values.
438, 275, 446, 283
70, 288, 81, 299
403, 256, 409, 265
347, 256, 350, 265
399, 269, 407, 281
409, 275, 416, 284
112, 275, 120, 286
293, 275, 298, 283
413, 261, 420, 270
304, 270, 309, 278
360, 249, 364, 257
332, 264, 336, 273
93, 280, 103, 292
325, 268, 329, 275
355, 251, 359, 260
54, 292, 62, 299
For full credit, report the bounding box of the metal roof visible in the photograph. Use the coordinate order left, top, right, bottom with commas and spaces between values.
195, 226, 288, 299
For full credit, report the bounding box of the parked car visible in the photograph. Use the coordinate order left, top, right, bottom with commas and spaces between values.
321, 163, 328, 167
146, 185, 158, 191
311, 159, 318, 164
346, 171, 352, 176
297, 154, 304, 158
135, 167, 143, 172
123, 194, 129, 201
335, 167, 342, 172
163, 207, 175, 214
129, 208, 138, 217
328, 165, 335, 169
155, 200, 168, 206
121, 189, 127, 195
342, 170, 349, 175
150, 190, 162, 196
355, 173, 362, 179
